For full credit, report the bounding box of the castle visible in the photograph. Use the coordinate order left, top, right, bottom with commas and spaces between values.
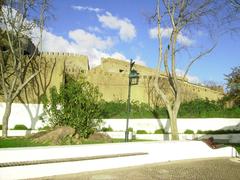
22, 52, 223, 106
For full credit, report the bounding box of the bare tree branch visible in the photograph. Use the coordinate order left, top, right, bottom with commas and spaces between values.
183, 43, 216, 78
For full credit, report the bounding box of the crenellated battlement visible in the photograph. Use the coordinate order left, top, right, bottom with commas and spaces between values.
41, 52, 87, 58
33, 52, 224, 104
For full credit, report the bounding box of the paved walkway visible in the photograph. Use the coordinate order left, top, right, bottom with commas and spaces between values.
0, 141, 237, 179
37, 158, 240, 180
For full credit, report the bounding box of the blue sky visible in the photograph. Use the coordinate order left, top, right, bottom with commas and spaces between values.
40, 0, 240, 85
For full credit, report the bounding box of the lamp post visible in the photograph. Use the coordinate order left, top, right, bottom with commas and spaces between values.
125, 59, 139, 142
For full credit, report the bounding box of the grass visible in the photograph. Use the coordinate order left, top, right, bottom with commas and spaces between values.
0, 137, 49, 148
234, 145, 240, 153
0, 137, 151, 148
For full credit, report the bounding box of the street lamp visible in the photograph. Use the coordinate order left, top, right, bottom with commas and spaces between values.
125, 59, 139, 142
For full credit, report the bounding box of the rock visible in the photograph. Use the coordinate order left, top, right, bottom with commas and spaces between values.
33, 126, 76, 145
88, 132, 112, 142
32, 127, 112, 145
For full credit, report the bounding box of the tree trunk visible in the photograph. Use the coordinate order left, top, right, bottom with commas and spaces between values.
2, 101, 12, 137
170, 110, 179, 140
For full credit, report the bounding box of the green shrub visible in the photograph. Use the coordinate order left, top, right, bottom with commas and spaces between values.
235, 146, 240, 153
197, 130, 204, 134
197, 129, 240, 134
0, 125, 2, 130
13, 124, 28, 130
136, 130, 148, 134
38, 126, 51, 131
42, 76, 104, 138
101, 126, 113, 132
184, 129, 194, 134
154, 129, 165, 134
100, 98, 240, 119
128, 127, 133, 132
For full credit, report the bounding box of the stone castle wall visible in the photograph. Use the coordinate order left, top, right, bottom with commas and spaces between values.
0, 52, 224, 104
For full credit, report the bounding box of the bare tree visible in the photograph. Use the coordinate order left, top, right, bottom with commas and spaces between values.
230, 0, 240, 9
0, 0, 48, 137
152, 0, 218, 140
17, 56, 56, 130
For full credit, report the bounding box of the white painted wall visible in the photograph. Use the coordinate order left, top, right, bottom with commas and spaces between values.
0, 103, 240, 133
103, 118, 240, 133
0, 130, 40, 136
0, 103, 45, 129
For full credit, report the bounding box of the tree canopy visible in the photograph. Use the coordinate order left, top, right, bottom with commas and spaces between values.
225, 66, 240, 107
42, 76, 104, 138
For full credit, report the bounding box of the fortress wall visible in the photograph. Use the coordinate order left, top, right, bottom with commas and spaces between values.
87, 70, 129, 101
101, 58, 156, 75
86, 68, 223, 105
12, 55, 65, 103
0, 53, 223, 105
181, 81, 223, 101
41, 55, 65, 91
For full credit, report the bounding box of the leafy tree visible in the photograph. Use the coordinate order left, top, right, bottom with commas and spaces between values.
42, 76, 104, 138
225, 66, 240, 107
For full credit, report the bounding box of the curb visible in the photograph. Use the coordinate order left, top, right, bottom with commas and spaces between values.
0, 152, 147, 168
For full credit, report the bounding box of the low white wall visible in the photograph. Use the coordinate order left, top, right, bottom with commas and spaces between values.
0, 103, 45, 129
105, 132, 133, 140
135, 134, 197, 141
0, 130, 39, 137
103, 118, 240, 133
0, 103, 240, 133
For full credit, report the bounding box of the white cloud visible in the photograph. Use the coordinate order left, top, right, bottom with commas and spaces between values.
32, 28, 147, 67
88, 26, 102, 33
72, 5, 103, 13
176, 69, 201, 84
31, 28, 116, 67
69, 29, 113, 50
134, 55, 146, 66
106, 53, 146, 66
111, 52, 127, 60
149, 27, 193, 46
98, 12, 136, 42
2, 6, 140, 67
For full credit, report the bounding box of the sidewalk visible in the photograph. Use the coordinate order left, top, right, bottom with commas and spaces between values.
0, 141, 238, 179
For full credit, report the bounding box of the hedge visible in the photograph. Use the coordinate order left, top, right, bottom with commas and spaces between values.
136, 130, 148, 134
101, 99, 240, 118
13, 124, 29, 130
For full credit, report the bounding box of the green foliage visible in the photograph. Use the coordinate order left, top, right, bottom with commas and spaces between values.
101, 98, 240, 118
13, 124, 28, 130
101, 126, 113, 132
225, 66, 240, 107
0, 125, 2, 130
43, 76, 104, 138
0, 137, 49, 148
234, 145, 240, 153
136, 130, 148, 134
154, 129, 165, 134
178, 98, 222, 118
38, 126, 51, 131
197, 130, 204, 134
102, 100, 155, 118
184, 129, 194, 134
197, 129, 240, 134
128, 127, 133, 132
0, 137, 151, 148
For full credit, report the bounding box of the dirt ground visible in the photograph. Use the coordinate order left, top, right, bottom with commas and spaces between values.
37, 157, 240, 180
